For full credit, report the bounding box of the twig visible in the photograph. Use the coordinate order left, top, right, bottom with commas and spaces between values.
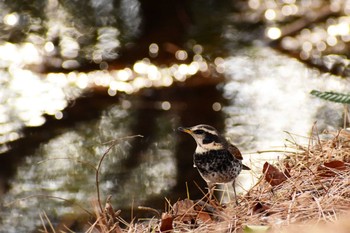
314, 196, 326, 221
40, 210, 56, 233
286, 191, 296, 224
138, 206, 161, 217
343, 105, 349, 129
284, 131, 299, 146
39, 211, 48, 233
131, 197, 134, 222
63, 225, 76, 233
95, 135, 143, 213
302, 165, 328, 193
313, 122, 323, 153
255, 150, 297, 154
192, 180, 208, 202
186, 182, 190, 200
85, 216, 102, 233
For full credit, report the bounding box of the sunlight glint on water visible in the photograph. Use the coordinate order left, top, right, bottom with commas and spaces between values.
222, 48, 348, 192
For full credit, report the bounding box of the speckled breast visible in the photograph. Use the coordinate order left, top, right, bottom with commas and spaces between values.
193, 149, 242, 184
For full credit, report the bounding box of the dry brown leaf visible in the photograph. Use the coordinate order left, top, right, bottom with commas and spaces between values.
160, 213, 174, 232
252, 201, 271, 215
324, 160, 346, 169
317, 160, 346, 177
263, 162, 289, 187
172, 199, 197, 224
196, 211, 212, 224
173, 199, 195, 216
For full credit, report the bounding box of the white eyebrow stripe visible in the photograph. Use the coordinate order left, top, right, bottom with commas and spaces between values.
192, 126, 218, 136
206, 129, 217, 135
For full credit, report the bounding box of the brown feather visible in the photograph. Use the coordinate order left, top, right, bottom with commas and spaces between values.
228, 144, 250, 170
227, 144, 243, 160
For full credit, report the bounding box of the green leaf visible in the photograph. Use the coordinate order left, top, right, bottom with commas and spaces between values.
243, 225, 270, 233
310, 90, 350, 104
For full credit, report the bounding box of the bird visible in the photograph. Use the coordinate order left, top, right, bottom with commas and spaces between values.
178, 124, 250, 204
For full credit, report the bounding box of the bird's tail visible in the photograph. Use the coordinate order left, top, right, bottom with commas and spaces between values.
242, 164, 251, 170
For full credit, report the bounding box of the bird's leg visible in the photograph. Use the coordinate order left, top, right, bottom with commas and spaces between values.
232, 180, 239, 205
207, 183, 215, 201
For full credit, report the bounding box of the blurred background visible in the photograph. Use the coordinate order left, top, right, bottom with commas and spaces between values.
0, 0, 349, 231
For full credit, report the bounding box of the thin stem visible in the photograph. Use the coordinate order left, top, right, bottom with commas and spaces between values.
95, 135, 143, 213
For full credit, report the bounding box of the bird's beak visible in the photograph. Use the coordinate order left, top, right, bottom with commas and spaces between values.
178, 127, 192, 134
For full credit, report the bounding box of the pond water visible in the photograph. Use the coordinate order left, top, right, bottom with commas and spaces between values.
0, 1, 349, 232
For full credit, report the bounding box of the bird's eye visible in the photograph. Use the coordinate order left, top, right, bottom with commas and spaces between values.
193, 129, 205, 134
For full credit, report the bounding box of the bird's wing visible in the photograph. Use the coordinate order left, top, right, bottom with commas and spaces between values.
228, 144, 251, 170
227, 144, 243, 160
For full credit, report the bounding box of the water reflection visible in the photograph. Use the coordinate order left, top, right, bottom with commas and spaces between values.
0, 0, 142, 70
0, 0, 349, 232
1, 104, 178, 231
0, 68, 81, 153
0, 39, 211, 154
222, 47, 347, 190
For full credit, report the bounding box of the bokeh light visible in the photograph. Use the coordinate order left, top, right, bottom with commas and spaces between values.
3, 13, 19, 26
266, 27, 281, 40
